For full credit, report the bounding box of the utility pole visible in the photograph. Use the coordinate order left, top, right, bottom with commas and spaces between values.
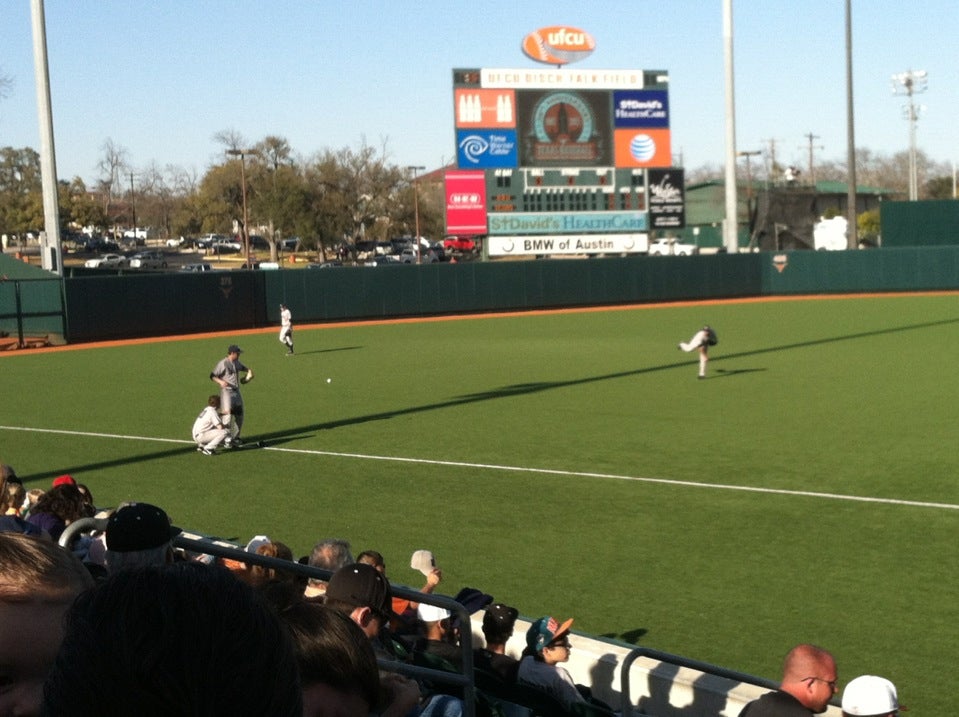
406, 165, 425, 263
226, 149, 256, 266
737, 151, 761, 192
845, 0, 858, 248
891, 70, 927, 201
129, 172, 137, 241
803, 132, 823, 185
763, 138, 779, 183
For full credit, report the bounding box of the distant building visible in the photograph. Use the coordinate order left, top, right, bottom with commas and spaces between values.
677, 180, 893, 251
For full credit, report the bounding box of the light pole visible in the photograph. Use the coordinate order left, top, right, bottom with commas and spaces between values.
891, 70, 927, 201
407, 165, 425, 263
226, 148, 255, 265
128, 172, 137, 243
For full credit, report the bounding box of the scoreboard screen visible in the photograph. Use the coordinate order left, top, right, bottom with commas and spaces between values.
448, 67, 684, 255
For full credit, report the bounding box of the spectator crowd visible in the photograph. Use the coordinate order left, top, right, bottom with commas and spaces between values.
0, 460, 905, 717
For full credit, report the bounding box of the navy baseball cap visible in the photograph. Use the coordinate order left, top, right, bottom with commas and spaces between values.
228, 344, 243, 354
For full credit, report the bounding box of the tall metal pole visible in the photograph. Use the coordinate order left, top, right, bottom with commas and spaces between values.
722, 0, 739, 253
407, 165, 425, 263
891, 70, 927, 202
30, 0, 63, 274
129, 172, 137, 242
845, 0, 858, 248
227, 149, 254, 265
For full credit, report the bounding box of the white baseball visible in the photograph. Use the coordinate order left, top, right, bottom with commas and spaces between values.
326, 378, 332, 383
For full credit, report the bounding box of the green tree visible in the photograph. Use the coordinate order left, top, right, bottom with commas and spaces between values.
0, 147, 43, 235
59, 177, 106, 231
857, 209, 880, 244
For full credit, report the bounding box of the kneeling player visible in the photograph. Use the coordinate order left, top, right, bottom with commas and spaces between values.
192, 395, 230, 455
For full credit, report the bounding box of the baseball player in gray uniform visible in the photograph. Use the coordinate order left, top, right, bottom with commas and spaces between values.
210, 344, 253, 447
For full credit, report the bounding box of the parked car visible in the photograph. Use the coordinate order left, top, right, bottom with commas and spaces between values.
390, 236, 415, 254
179, 262, 213, 272
82, 237, 120, 253
278, 237, 300, 251
166, 237, 186, 248
367, 255, 401, 266
195, 234, 227, 250
307, 261, 344, 270
443, 235, 477, 252
210, 238, 242, 253
248, 235, 269, 250
84, 253, 128, 268
648, 238, 699, 256
399, 248, 419, 264
128, 251, 167, 269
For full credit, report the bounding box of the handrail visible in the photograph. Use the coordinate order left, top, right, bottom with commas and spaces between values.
172, 533, 477, 717
57, 525, 476, 717
619, 646, 780, 716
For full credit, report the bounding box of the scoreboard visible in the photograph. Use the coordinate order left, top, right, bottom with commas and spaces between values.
448, 67, 684, 256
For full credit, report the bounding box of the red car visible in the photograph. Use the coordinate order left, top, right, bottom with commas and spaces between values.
443, 235, 477, 252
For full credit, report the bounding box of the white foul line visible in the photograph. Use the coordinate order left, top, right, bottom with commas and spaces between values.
3, 425, 957, 512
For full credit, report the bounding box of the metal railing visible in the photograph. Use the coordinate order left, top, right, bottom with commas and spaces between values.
58, 524, 476, 717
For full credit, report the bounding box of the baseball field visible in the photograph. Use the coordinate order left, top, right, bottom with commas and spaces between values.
1, 293, 956, 714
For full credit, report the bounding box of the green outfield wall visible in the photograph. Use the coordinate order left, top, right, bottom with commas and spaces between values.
4, 247, 959, 344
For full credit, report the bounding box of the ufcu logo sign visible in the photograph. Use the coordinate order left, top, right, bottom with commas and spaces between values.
522, 26, 595, 66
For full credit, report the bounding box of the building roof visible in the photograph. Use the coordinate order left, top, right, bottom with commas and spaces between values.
0, 252, 57, 280
687, 179, 894, 196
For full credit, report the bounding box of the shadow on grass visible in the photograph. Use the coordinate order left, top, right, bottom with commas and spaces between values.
28, 315, 959, 480
293, 345, 362, 357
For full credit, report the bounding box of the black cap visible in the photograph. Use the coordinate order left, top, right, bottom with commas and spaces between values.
228, 344, 243, 354
483, 603, 519, 632
106, 503, 180, 552
325, 563, 394, 619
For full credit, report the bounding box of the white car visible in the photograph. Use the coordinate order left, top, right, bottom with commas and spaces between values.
129, 251, 167, 269
648, 238, 699, 256
84, 253, 128, 268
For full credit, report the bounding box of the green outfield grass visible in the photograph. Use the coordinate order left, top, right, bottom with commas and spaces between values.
2, 294, 957, 714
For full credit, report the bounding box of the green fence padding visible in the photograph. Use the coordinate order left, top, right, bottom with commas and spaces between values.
881, 201, 959, 247
5, 248, 955, 345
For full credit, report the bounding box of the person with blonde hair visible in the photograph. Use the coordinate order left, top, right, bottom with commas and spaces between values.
0, 532, 95, 717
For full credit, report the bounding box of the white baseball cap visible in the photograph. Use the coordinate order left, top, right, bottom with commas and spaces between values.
417, 602, 451, 623
842, 675, 904, 716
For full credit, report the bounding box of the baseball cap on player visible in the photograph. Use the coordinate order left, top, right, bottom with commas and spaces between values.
227, 344, 243, 354
52, 474, 76, 487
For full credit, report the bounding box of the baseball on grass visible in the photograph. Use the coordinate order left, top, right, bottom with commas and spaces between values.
326, 378, 332, 383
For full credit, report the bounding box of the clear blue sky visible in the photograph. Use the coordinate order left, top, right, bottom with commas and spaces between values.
1, 1, 956, 186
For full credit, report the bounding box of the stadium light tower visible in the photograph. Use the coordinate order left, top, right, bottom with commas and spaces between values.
891, 69, 927, 201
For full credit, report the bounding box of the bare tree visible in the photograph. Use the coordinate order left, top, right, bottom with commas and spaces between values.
212, 128, 247, 153
95, 139, 130, 232
0, 68, 12, 101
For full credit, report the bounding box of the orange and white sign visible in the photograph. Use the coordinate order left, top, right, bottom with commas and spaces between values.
454, 89, 516, 128
522, 26, 595, 66
614, 128, 672, 168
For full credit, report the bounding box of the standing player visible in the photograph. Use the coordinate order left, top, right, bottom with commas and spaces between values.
210, 344, 253, 447
279, 303, 294, 355
191, 395, 230, 455
678, 325, 718, 379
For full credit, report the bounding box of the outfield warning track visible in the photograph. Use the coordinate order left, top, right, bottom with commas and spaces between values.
2, 424, 956, 512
